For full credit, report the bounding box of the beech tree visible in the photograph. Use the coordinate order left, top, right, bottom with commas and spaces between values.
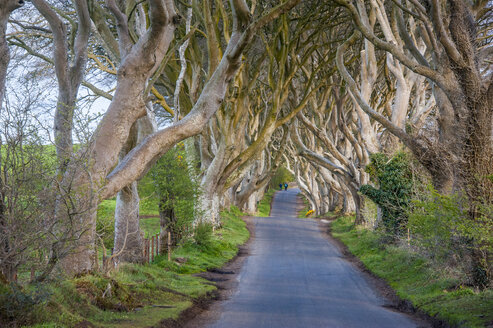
334, 0, 493, 206
206, 5, 332, 217
3, 0, 491, 284
53, 0, 301, 275
31, 0, 90, 171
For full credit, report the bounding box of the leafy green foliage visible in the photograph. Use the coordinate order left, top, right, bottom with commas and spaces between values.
193, 222, 213, 246
408, 188, 468, 261
147, 143, 199, 244
360, 152, 413, 235
270, 165, 294, 189
332, 216, 493, 327
408, 187, 493, 287
95, 144, 200, 249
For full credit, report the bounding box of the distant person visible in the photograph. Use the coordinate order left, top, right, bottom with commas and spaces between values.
284, 183, 288, 191
279, 183, 283, 190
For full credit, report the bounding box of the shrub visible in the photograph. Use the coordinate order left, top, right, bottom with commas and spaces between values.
408, 187, 469, 261
193, 222, 213, 246
408, 187, 493, 287
147, 144, 200, 245
0, 283, 50, 325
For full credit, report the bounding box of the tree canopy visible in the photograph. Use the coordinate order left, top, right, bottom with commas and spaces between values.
0, 0, 491, 287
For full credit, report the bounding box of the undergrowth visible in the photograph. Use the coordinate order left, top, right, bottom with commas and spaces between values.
331, 216, 493, 328
2, 207, 249, 328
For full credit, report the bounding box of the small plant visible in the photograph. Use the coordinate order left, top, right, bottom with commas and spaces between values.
193, 222, 213, 246
305, 209, 314, 216
0, 283, 50, 325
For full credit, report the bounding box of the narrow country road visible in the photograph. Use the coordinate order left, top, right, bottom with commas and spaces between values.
204, 188, 420, 328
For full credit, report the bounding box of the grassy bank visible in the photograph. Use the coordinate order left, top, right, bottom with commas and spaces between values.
297, 193, 311, 218
5, 207, 249, 328
256, 189, 276, 217
331, 216, 493, 328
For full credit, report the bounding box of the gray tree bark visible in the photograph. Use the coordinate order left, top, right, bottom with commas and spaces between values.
0, 0, 25, 283
32, 0, 91, 171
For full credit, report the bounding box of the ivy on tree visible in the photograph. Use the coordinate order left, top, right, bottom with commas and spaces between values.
360, 152, 413, 235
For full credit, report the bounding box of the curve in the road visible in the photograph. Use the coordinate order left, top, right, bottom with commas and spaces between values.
206, 188, 419, 328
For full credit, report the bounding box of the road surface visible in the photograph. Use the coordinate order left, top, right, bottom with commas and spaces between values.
205, 188, 420, 328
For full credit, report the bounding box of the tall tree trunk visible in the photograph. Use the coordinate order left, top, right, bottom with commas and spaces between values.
0, 0, 24, 283
32, 0, 90, 171
113, 108, 155, 264
53, 92, 76, 170
113, 182, 143, 263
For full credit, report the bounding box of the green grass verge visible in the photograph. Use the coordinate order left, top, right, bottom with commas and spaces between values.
297, 193, 311, 218
14, 207, 249, 328
256, 189, 276, 217
331, 216, 493, 328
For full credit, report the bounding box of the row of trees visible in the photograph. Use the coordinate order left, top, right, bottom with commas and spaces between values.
0, 0, 491, 288
286, 0, 492, 287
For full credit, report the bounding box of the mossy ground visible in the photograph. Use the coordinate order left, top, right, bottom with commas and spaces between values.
331, 215, 493, 328
9, 207, 249, 328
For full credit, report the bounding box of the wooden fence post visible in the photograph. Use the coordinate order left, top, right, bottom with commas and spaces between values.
157, 234, 160, 256
151, 235, 155, 262
147, 239, 151, 263
167, 231, 171, 261
143, 240, 146, 263
145, 239, 149, 263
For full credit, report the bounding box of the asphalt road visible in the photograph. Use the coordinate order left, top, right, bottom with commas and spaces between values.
206, 188, 419, 328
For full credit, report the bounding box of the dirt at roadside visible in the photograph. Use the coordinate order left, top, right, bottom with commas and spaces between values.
157, 216, 255, 328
